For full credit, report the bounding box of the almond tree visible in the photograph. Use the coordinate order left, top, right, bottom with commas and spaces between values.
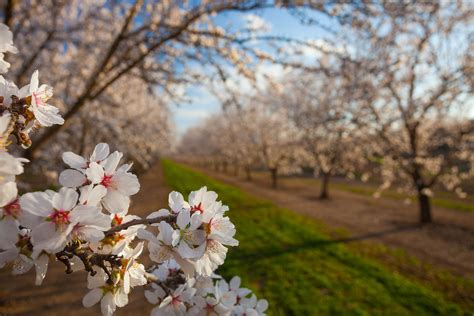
245, 100, 302, 189
348, 2, 473, 223
1, 1, 376, 162
282, 71, 368, 199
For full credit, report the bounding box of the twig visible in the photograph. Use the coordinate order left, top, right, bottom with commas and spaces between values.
105, 214, 176, 236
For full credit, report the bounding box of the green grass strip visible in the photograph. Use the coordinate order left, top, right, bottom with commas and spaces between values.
161, 160, 468, 316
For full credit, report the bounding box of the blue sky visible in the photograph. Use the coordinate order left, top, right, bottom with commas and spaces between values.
171, 8, 474, 136
172, 8, 333, 135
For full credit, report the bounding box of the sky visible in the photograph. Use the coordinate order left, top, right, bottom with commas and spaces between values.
171, 7, 333, 135
171, 7, 474, 137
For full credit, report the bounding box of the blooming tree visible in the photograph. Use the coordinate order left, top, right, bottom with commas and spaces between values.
179, 106, 262, 181
179, 100, 303, 189
281, 71, 370, 199
345, 2, 474, 223
2, 0, 378, 166
0, 24, 267, 316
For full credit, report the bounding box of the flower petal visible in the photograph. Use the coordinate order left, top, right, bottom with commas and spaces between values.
59, 169, 86, 188
62, 152, 87, 170
34, 254, 49, 285
20, 192, 53, 217
90, 143, 110, 162
53, 188, 78, 211
86, 162, 104, 184
83, 288, 102, 307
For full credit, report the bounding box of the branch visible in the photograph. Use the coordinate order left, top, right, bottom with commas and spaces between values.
105, 214, 176, 236
56, 241, 122, 281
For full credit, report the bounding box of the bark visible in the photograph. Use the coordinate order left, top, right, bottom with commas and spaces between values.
3, 0, 15, 28
319, 172, 330, 199
418, 191, 432, 224
233, 165, 239, 177
270, 168, 278, 189
78, 120, 88, 156
245, 166, 252, 181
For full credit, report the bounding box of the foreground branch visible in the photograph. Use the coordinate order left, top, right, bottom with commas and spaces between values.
105, 214, 176, 236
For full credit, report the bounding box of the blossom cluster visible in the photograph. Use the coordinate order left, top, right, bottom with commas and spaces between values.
0, 23, 267, 316
138, 186, 239, 277
143, 260, 268, 316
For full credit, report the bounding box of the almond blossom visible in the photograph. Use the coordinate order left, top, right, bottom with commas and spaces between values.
147, 281, 197, 316
59, 146, 140, 213
0, 112, 11, 147
175, 209, 206, 259
0, 151, 27, 185
149, 259, 181, 281
138, 223, 196, 277
0, 23, 17, 73
20, 187, 109, 254
18, 70, 64, 127
144, 266, 268, 316
233, 294, 269, 316
61, 143, 111, 176
93, 212, 143, 255
87, 152, 140, 213
0, 181, 20, 249
0, 229, 50, 286
83, 243, 147, 316
139, 188, 239, 278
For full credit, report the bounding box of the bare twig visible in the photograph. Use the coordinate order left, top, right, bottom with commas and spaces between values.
105, 214, 176, 236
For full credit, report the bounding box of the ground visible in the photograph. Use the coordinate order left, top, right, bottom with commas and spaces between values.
0, 160, 472, 315
162, 160, 473, 315
191, 167, 474, 279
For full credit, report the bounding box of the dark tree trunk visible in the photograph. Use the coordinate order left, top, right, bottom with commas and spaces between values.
222, 161, 228, 173
3, 0, 15, 28
418, 191, 432, 224
233, 165, 239, 177
319, 172, 330, 199
270, 168, 278, 189
245, 166, 252, 181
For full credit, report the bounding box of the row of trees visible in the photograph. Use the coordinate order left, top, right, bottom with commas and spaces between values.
1, 0, 376, 178
178, 1, 474, 224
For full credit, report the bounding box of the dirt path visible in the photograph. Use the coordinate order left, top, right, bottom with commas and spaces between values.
0, 162, 169, 316
190, 165, 474, 280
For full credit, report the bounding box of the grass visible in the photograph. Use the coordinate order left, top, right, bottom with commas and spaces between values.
161, 160, 471, 315
341, 234, 474, 311
272, 174, 474, 213
330, 182, 474, 213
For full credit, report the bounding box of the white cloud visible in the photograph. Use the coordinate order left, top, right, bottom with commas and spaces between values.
243, 14, 272, 33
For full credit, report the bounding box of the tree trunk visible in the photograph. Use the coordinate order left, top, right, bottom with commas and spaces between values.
245, 166, 252, 181
232, 165, 239, 176
418, 191, 432, 224
319, 172, 330, 199
3, 0, 15, 28
270, 168, 278, 189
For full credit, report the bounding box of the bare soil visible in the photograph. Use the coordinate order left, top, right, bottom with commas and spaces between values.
0, 162, 168, 315
194, 166, 474, 280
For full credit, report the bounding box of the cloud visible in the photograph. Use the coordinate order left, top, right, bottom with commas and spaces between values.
243, 14, 272, 33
